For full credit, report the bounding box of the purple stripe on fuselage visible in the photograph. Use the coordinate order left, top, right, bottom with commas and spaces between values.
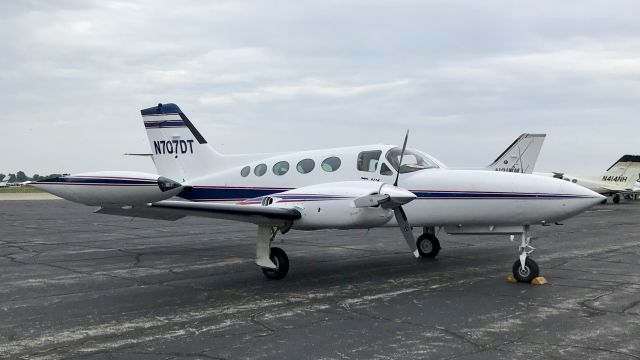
178, 186, 598, 203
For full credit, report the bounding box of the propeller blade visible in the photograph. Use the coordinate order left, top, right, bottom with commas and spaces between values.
394, 206, 420, 258
394, 130, 410, 187
353, 194, 390, 208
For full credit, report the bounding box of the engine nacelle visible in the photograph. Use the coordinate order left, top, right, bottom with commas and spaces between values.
31, 171, 183, 206
258, 181, 398, 230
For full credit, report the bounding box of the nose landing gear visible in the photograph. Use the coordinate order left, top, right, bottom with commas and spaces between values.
511, 230, 540, 283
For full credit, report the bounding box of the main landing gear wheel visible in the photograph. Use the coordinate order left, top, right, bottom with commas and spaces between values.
512, 258, 539, 283
261, 247, 289, 280
613, 194, 621, 204
416, 233, 441, 258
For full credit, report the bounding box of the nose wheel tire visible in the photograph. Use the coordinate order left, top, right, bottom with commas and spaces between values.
416, 233, 441, 258
512, 258, 539, 283
261, 247, 289, 280
613, 194, 621, 204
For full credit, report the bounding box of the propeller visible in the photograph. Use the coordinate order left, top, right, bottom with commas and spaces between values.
356, 130, 420, 258
394, 130, 409, 187
394, 205, 420, 258
393, 130, 421, 257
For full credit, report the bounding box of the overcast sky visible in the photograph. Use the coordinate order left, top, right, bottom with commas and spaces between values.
1, 0, 639, 177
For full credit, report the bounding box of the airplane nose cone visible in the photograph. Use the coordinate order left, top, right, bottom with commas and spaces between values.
562, 181, 605, 211
574, 182, 605, 202
380, 184, 417, 206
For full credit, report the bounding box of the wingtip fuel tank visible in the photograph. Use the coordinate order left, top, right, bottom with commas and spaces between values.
31, 171, 183, 206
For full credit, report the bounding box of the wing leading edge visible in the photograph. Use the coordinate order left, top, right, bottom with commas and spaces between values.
96, 200, 301, 226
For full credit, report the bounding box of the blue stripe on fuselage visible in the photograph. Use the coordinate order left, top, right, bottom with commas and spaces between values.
178, 187, 595, 202
178, 187, 290, 201
411, 191, 593, 199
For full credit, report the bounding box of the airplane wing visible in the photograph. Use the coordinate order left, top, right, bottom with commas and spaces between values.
96, 200, 301, 227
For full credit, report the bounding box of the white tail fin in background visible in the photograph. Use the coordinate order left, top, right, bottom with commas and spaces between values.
487, 133, 546, 174
601, 155, 640, 189
141, 103, 223, 183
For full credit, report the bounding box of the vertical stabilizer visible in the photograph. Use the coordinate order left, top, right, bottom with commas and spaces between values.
601, 155, 640, 189
141, 103, 223, 183
487, 133, 546, 174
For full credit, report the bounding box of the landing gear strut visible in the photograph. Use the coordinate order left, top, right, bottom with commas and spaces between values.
511, 228, 540, 283
256, 225, 289, 280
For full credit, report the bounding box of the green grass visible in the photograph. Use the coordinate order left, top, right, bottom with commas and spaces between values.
0, 187, 44, 193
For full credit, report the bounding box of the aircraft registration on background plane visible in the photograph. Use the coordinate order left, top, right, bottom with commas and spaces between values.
537, 155, 640, 204
32, 103, 604, 283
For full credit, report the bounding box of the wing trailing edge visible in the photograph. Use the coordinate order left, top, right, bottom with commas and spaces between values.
96, 200, 301, 226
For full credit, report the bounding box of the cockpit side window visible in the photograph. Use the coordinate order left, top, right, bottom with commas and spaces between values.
380, 163, 394, 176
357, 150, 382, 172
385, 147, 438, 174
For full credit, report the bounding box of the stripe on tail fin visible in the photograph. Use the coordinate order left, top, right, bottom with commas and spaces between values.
141, 103, 223, 183
487, 133, 546, 174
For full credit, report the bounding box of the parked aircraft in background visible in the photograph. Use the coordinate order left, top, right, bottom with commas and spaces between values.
0, 176, 8, 188
32, 103, 603, 283
538, 155, 640, 204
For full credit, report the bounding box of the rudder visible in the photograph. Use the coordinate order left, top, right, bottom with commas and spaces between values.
601, 155, 640, 189
487, 133, 546, 174
141, 103, 223, 183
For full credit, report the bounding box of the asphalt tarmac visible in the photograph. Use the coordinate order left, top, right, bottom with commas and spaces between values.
1, 200, 640, 359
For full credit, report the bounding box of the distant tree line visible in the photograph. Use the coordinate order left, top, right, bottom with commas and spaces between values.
0, 171, 66, 183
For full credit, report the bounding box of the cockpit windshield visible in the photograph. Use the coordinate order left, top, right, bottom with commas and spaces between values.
385, 147, 439, 174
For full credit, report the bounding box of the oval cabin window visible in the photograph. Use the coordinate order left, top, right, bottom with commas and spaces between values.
273, 161, 290, 176
296, 159, 315, 174
254, 164, 267, 176
321, 157, 341, 172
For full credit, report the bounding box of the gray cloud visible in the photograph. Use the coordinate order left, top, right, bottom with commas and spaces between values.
1, 0, 639, 177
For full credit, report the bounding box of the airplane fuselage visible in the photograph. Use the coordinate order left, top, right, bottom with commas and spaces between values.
175, 145, 601, 230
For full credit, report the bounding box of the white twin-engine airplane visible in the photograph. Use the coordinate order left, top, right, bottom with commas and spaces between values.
32, 103, 604, 283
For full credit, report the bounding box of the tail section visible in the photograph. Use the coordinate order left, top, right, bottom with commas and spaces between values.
141, 103, 223, 183
601, 155, 640, 189
487, 133, 546, 174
